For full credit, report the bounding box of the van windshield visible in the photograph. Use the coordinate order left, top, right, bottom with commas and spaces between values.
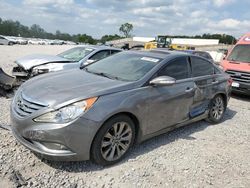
227, 44, 250, 63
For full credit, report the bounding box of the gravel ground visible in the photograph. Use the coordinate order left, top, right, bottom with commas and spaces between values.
0, 45, 250, 188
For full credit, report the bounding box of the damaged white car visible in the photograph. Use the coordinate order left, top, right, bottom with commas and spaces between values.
12, 45, 122, 81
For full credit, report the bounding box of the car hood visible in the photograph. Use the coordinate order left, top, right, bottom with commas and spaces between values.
20, 69, 136, 107
15, 54, 71, 70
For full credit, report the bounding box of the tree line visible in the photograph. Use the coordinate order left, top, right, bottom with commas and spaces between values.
0, 17, 125, 44
0, 17, 236, 44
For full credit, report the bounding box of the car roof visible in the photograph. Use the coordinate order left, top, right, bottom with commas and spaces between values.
182, 50, 209, 54
150, 48, 189, 56
237, 33, 250, 45
127, 49, 189, 60
76, 45, 122, 51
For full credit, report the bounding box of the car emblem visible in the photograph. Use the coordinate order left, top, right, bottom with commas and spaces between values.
235, 73, 242, 77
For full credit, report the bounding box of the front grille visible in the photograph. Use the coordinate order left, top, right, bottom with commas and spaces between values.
226, 70, 250, 83
14, 92, 47, 117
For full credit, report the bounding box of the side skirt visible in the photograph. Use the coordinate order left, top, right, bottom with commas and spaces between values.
138, 111, 209, 143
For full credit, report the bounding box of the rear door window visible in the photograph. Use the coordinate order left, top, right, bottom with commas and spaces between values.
194, 52, 213, 60
111, 50, 121, 55
191, 57, 214, 77
89, 50, 111, 61
158, 57, 190, 80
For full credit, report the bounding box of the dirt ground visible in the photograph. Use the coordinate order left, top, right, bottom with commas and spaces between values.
0, 45, 250, 188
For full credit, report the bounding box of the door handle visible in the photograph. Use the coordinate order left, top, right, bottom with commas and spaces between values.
185, 87, 194, 93
212, 80, 219, 84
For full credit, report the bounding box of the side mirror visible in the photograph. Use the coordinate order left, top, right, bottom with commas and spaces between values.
80, 59, 96, 68
149, 76, 176, 86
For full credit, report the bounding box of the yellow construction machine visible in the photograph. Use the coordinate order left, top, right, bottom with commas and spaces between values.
144, 35, 195, 50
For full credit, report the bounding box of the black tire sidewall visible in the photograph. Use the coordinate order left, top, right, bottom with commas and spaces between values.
91, 115, 136, 166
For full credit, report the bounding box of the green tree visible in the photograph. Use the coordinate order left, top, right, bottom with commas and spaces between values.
119, 23, 133, 38
100, 34, 123, 44
78, 34, 96, 44
30, 24, 45, 38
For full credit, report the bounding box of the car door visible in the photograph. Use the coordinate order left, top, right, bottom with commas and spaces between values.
189, 56, 216, 117
144, 57, 196, 135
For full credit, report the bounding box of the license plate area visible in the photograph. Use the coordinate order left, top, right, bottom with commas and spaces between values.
232, 82, 240, 88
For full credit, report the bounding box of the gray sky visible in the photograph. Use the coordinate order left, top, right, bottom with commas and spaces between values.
0, 0, 249, 38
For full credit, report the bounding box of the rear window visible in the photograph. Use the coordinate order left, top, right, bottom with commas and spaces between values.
193, 52, 213, 60
227, 44, 250, 63
191, 57, 214, 77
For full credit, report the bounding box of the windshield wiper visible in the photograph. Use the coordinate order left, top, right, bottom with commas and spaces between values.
84, 68, 116, 80
84, 68, 130, 81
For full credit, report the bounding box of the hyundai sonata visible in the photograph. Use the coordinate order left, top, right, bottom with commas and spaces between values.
11, 50, 231, 165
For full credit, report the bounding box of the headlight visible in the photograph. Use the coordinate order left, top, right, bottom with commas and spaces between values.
34, 97, 98, 123
32, 63, 64, 74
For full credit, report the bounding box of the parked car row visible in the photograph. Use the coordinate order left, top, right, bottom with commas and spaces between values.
0, 35, 77, 45
8, 45, 232, 165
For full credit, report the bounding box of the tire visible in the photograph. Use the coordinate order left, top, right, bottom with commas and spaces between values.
91, 115, 136, 166
8, 42, 14, 45
206, 95, 226, 124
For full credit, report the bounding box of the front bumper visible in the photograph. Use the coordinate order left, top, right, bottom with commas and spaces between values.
11, 112, 101, 161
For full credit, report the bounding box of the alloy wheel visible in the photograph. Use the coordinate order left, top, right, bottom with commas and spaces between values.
211, 96, 224, 120
101, 122, 132, 161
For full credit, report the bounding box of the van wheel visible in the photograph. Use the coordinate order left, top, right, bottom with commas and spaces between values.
206, 95, 225, 123
91, 115, 135, 166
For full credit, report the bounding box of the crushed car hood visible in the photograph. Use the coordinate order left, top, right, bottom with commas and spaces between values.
15, 54, 71, 70
20, 69, 136, 107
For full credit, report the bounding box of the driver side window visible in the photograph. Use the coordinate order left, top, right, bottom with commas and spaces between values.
158, 57, 190, 80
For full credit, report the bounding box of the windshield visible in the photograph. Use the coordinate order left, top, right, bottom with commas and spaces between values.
58, 47, 94, 62
157, 37, 166, 44
85, 52, 162, 81
227, 44, 250, 63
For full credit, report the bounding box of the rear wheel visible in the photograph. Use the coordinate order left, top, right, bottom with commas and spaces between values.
91, 115, 135, 166
206, 95, 225, 123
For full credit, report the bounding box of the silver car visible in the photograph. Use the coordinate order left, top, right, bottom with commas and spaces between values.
0, 35, 14, 45
12, 45, 122, 80
11, 50, 231, 165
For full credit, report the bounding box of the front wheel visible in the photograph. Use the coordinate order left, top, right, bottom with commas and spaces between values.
91, 115, 135, 166
206, 95, 226, 123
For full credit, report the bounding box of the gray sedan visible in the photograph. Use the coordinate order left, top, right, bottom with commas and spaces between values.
11, 50, 231, 165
